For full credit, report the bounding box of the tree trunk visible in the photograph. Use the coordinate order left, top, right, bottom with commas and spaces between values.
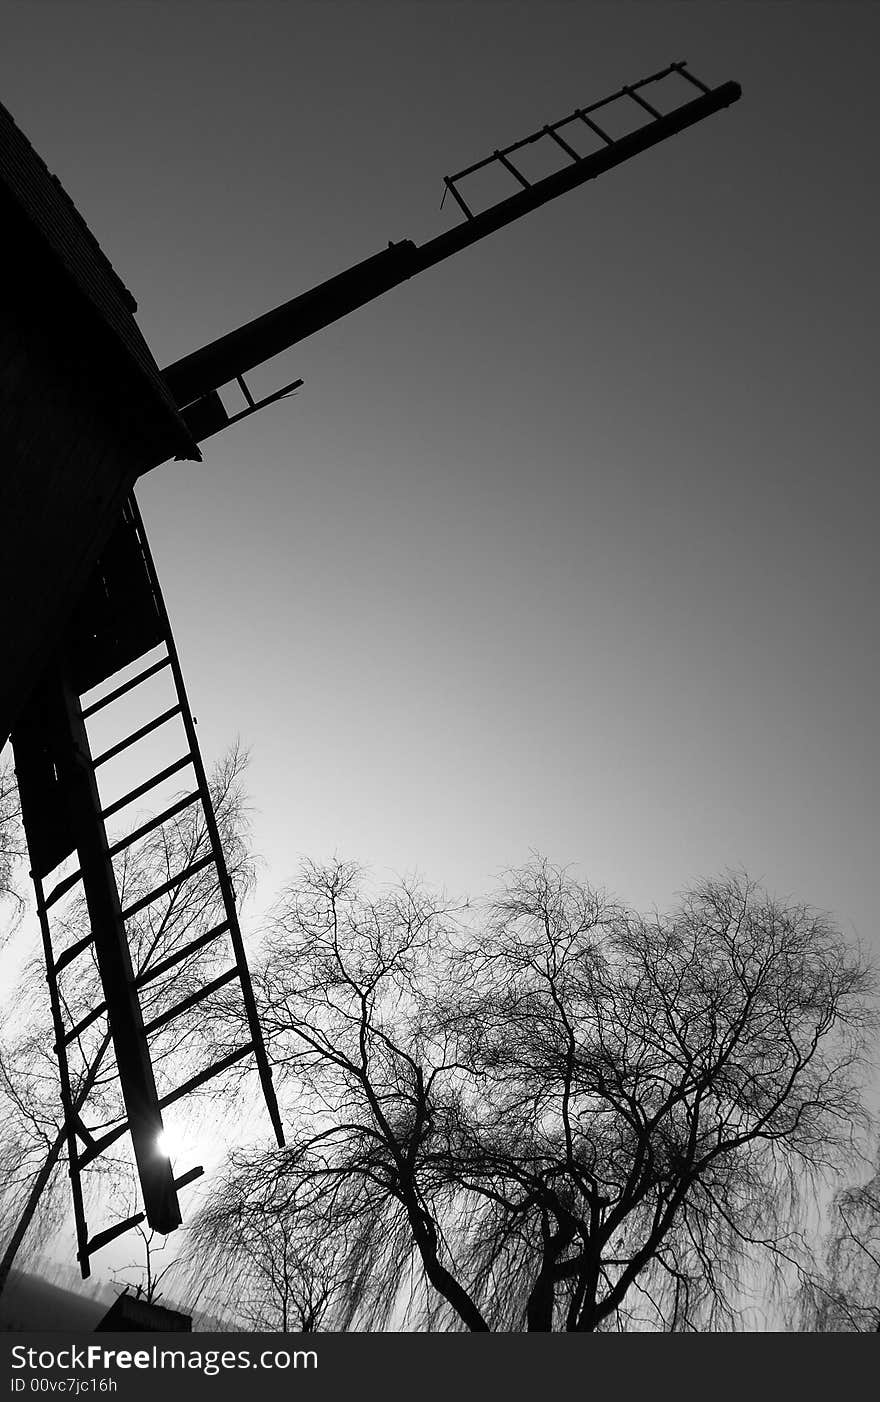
405, 1201, 489, 1331
0, 1033, 111, 1298
0, 1123, 65, 1297
526, 1268, 556, 1331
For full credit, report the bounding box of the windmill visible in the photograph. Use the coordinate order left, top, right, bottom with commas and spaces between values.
1, 61, 740, 1275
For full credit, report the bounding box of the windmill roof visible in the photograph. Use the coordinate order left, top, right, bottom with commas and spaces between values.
95, 1292, 192, 1333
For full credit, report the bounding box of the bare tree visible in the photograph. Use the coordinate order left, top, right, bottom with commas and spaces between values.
0, 750, 25, 944
795, 1147, 880, 1330
184, 1167, 359, 1331
112, 1223, 174, 1305
191, 859, 875, 1331
0, 744, 255, 1295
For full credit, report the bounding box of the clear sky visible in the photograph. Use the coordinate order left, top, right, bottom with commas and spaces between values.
3, 0, 877, 960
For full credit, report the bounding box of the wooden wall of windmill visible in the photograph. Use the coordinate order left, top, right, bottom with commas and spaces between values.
0, 97, 198, 748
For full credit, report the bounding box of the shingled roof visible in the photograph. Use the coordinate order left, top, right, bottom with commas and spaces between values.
0, 98, 197, 462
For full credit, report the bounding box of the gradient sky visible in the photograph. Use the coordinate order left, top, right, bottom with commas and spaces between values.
3, 0, 878, 964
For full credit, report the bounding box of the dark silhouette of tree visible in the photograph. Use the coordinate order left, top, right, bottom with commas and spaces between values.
185, 1171, 360, 1331
795, 1147, 880, 1330
113, 1222, 174, 1304
0, 752, 25, 945
190, 858, 874, 1331
0, 744, 255, 1296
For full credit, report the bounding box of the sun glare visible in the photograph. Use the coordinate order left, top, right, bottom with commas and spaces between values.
155, 1127, 182, 1161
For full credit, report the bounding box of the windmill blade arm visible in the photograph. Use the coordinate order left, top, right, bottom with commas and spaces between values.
162, 66, 740, 438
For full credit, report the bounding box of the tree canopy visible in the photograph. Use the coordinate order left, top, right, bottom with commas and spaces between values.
796, 1146, 880, 1331
0, 753, 25, 945
186, 858, 875, 1331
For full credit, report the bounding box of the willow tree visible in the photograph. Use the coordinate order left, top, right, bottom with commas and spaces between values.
188, 859, 874, 1331
0, 752, 25, 943
796, 1148, 880, 1331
